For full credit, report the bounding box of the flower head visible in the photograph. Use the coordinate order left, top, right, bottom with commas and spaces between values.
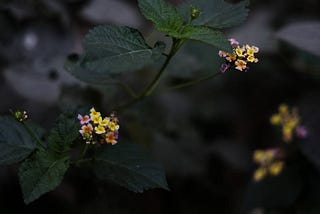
77, 108, 120, 145
77, 114, 91, 125
79, 123, 93, 135
220, 63, 230, 73
235, 59, 247, 71
218, 39, 259, 73
105, 132, 118, 145
95, 125, 106, 134
228, 38, 239, 47
253, 148, 285, 182
270, 104, 306, 142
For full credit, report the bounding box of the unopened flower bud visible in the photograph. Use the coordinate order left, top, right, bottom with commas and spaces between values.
190, 6, 201, 20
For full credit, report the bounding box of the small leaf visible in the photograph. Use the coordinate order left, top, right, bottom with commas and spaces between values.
19, 151, 69, 204
138, 0, 184, 35
276, 21, 320, 57
94, 142, 169, 192
178, 25, 231, 52
65, 25, 165, 83
0, 116, 36, 165
47, 112, 79, 153
179, 0, 249, 29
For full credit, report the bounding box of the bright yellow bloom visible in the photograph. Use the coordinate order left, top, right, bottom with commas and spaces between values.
269, 161, 284, 176
90, 107, 101, 118
99, 117, 110, 127
247, 55, 258, 63
278, 104, 288, 114
92, 116, 102, 124
95, 125, 106, 134
254, 167, 267, 182
270, 114, 281, 125
235, 46, 245, 57
108, 122, 119, 131
270, 104, 301, 143
235, 59, 247, 71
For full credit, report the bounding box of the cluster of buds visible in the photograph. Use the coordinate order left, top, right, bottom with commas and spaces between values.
253, 148, 284, 182
218, 38, 259, 73
77, 108, 119, 145
270, 104, 308, 142
12, 110, 28, 122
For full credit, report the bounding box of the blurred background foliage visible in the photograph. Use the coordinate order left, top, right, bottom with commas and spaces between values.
0, 0, 320, 213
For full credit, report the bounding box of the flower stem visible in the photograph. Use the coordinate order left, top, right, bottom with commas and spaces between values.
156, 71, 221, 94
115, 38, 184, 111
142, 38, 184, 97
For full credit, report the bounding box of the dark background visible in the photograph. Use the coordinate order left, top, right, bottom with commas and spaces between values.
0, 0, 320, 213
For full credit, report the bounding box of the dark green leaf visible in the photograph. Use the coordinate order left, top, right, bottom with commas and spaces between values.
47, 112, 79, 153
179, 0, 249, 29
19, 151, 69, 204
0, 116, 36, 165
138, 0, 184, 35
65, 25, 165, 83
178, 25, 231, 51
94, 142, 169, 192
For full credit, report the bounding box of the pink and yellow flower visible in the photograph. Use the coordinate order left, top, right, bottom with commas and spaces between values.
77, 114, 91, 125
105, 132, 117, 145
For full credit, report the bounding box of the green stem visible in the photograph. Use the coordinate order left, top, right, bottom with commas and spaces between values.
142, 38, 184, 97
115, 39, 184, 111
22, 121, 46, 150
156, 71, 221, 94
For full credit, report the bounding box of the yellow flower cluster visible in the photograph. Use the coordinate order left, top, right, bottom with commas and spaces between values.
270, 104, 300, 143
218, 38, 259, 73
253, 149, 284, 182
78, 108, 119, 145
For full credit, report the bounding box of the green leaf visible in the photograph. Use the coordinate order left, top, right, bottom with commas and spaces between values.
65, 25, 165, 83
178, 25, 231, 51
19, 151, 70, 204
0, 116, 36, 165
179, 0, 249, 29
47, 112, 79, 153
94, 142, 169, 192
138, 0, 184, 35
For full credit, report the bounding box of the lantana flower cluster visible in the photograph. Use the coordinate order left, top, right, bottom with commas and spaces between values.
270, 104, 308, 142
218, 38, 259, 73
77, 108, 119, 145
253, 148, 284, 182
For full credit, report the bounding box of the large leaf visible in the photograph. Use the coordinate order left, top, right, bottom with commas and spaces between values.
19, 151, 69, 204
0, 116, 36, 165
276, 21, 320, 57
47, 112, 79, 153
65, 25, 165, 80
178, 25, 231, 51
94, 142, 169, 192
138, 0, 184, 35
179, 0, 249, 29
